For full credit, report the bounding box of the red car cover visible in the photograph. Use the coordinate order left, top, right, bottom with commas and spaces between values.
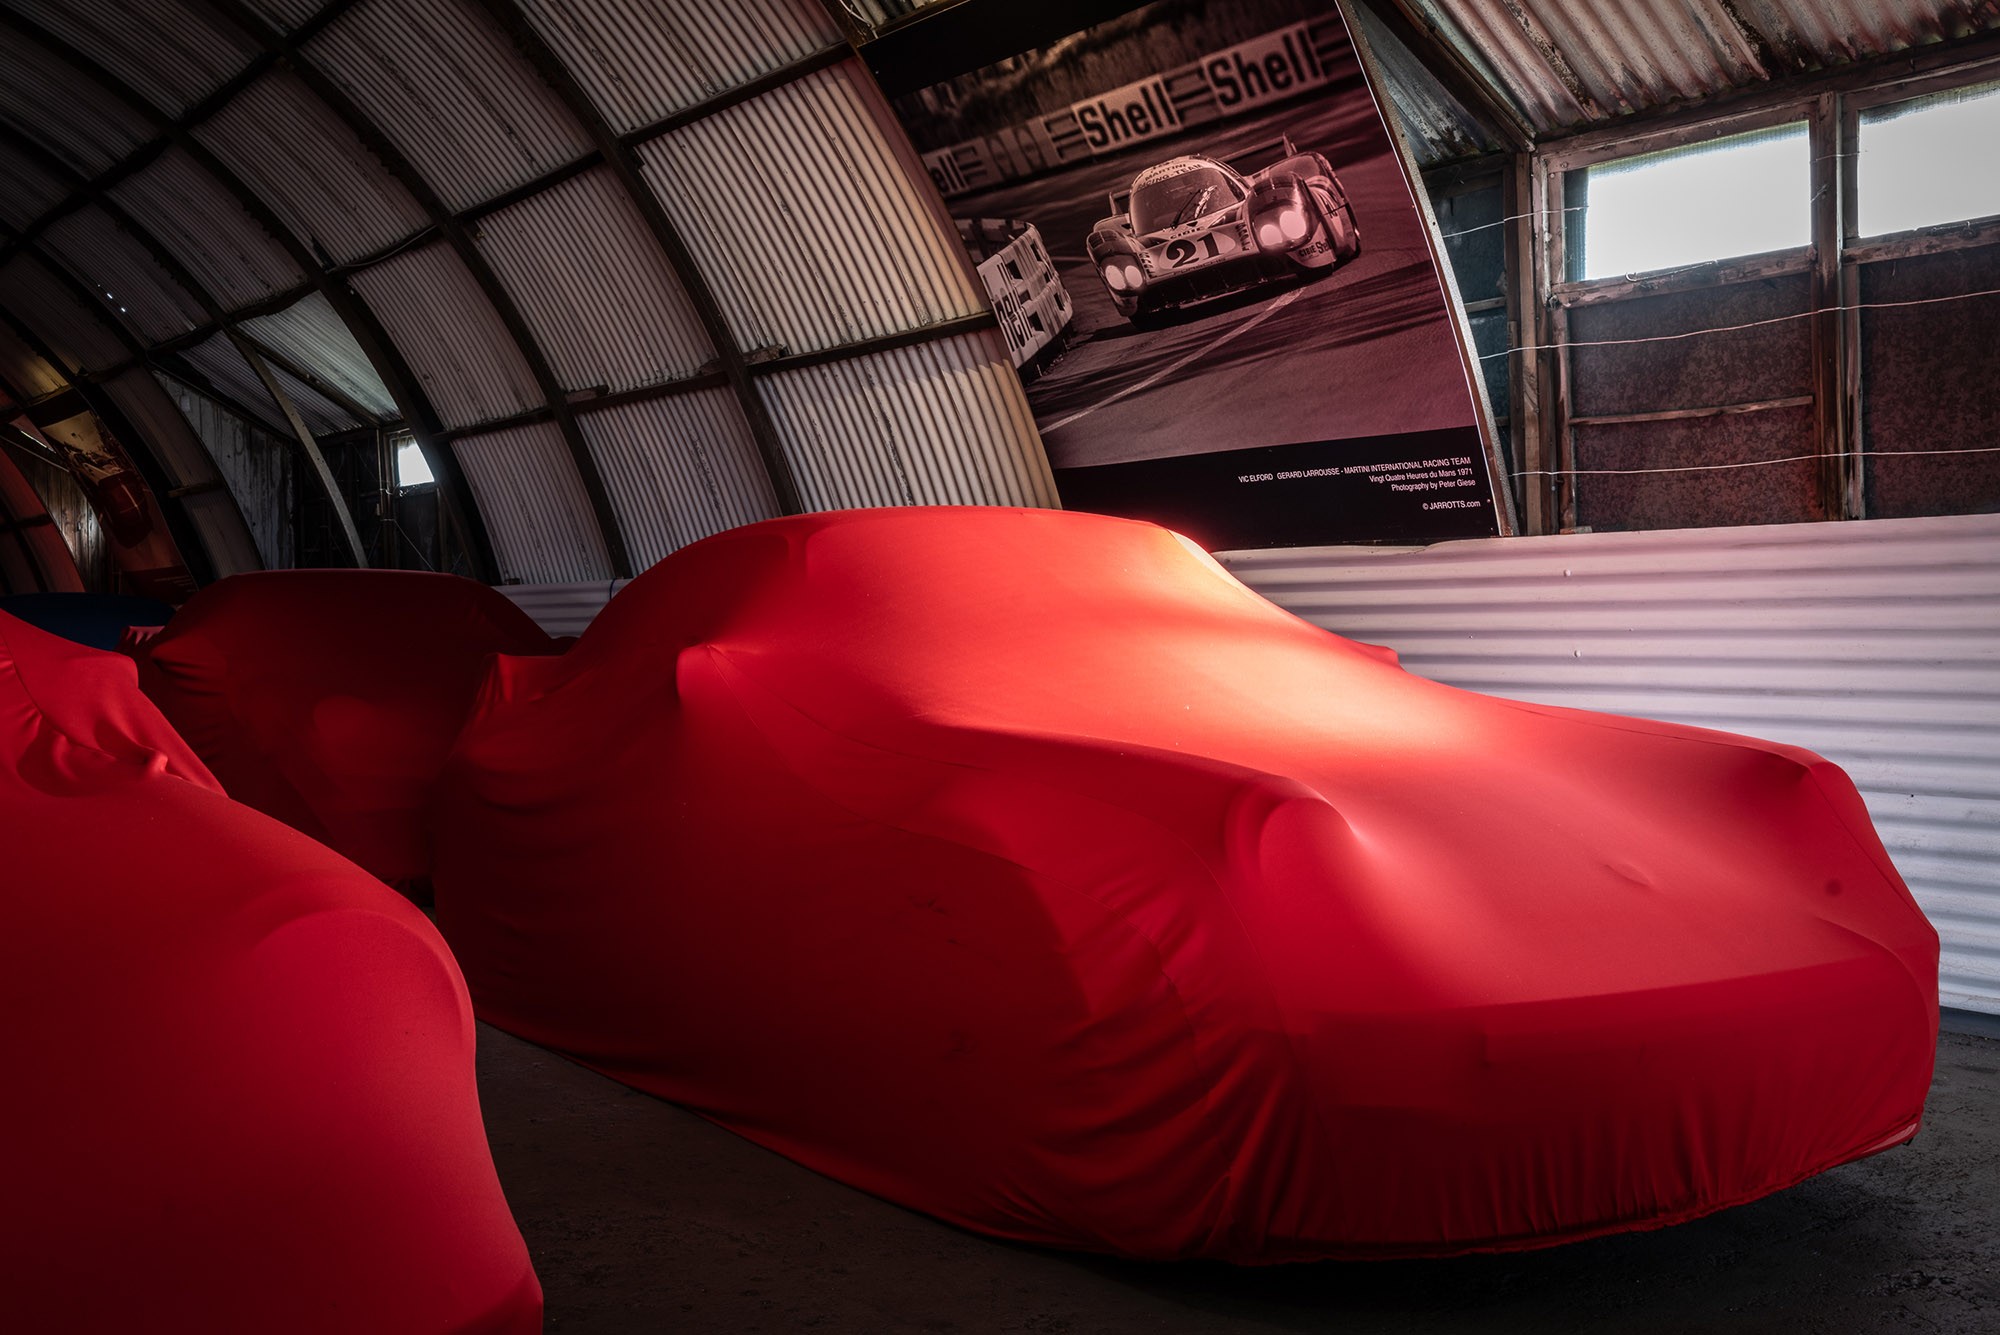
432, 507, 1939, 1262
0, 611, 540, 1332
130, 570, 560, 888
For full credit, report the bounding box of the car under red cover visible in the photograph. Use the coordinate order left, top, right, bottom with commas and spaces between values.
0, 610, 541, 1332
129, 569, 561, 890
431, 506, 1938, 1262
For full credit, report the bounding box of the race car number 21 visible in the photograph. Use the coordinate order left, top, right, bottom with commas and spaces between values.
1152, 232, 1238, 268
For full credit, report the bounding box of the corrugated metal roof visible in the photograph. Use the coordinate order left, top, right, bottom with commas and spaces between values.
267, 360, 366, 437
848, 0, 945, 30
306, 0, 595, 213
1222, 511, 2000, 1014
195, 68, 432, 265
1, 0, 261, 117
241, 292, 398, 420
0, 320, 68, 397
476, 166, 714, 393
756, 329, 1059, 511
107, 146, 304, 306
517, 0, 840, 134
173, 333, 284, 428
0, 36, 152, 174
0, 139, 71, 230
577, 388, 780, 569
235, 0, 324, 29
40, 206, 207, 344
348, 242, 543, 428
0, 256, 127, 372
639, 61, 987, 358
1414, 0, 2000, 136
1352, 1, 1500, 165
454, 420, 615, 582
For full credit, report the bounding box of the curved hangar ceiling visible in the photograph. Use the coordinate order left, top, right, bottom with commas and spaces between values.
0, 0, 1055, 586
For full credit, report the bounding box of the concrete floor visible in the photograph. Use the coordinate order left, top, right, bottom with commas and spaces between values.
477, 1024, 2000, 1335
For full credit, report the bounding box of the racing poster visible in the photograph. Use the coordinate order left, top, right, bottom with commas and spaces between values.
869, 0, 1502, 549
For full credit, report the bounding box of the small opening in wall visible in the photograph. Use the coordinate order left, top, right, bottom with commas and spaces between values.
1575, 123, 1810, 280
1858, 79, 2000, 238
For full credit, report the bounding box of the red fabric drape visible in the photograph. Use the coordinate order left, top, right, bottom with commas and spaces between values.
0, 610, 541, 1331
130, 570, 560, 888
433, 506, 1937, 1262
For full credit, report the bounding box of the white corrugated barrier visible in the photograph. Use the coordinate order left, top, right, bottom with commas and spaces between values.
1222, 512, 2000, 1016
502, 512, 2000, 1014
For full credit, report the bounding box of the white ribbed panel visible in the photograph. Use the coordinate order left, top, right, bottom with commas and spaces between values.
0, 141, 71, 230
349, 244, 542, 429
577, 390, 779, 571
455, 422, 614, 583
307, 0, 593, 213
196, 68, 432, 264
108, 147, 304, 306
476, 167, 713, 393
41, 207, 207, 344
1222, 513, 2000, 1015
518, 0, 839, 133
0, 40, 151, 173
756, 330, 1060, 511
242, 293, 398, 419
640, 62, 987, 357
496, 578, 628, 636
0, 258, 128, 373
3, 0, 261, 115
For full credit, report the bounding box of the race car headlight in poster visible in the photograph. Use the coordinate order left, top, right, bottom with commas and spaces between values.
869, 0, 1510, 549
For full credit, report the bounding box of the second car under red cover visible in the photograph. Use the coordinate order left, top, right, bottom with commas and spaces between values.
429, 507, 1939, 1262
129, 570, 561, 889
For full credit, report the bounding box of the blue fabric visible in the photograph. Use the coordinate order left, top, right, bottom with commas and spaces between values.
0, 593, 174, 650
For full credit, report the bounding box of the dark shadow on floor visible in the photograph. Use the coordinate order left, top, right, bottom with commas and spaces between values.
478, 1026, 1999, 1334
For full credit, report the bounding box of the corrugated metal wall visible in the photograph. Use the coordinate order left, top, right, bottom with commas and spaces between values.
475, 166, 714, 393
639, 61, 988, 359
454, 420, 614, 582
243, 293, 398, 419
350, 244, 543, 428
578, 390, 780, 569
517, 0, 840, 131
757, 330, 1058, 510
1221, 512, 2000, 1015
197, 69, 433, 264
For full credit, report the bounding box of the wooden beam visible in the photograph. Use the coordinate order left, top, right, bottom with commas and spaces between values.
231, 332, 369, 566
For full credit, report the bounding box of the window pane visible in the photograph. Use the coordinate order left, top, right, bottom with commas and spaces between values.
1858, 80, 2000, 238
1579, 124, 1809, 279
395, 436, 435, 488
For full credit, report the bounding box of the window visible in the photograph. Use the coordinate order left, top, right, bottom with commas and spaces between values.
393, 434, 435, 488
1576, 123, 1810, 279
1858, 80, 2000, 238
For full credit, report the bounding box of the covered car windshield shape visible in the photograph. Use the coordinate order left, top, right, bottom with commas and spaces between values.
1131, 166, 1239, 234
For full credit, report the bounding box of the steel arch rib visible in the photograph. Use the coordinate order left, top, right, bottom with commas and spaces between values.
191, 0, 637, 579
0, 0, 500, 582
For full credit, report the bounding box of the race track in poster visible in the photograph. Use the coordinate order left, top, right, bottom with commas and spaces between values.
958, 92, 1474, 470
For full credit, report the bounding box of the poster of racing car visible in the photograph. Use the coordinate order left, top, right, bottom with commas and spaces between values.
1090, 136, 1360, 326
871, 0, 1503, 549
